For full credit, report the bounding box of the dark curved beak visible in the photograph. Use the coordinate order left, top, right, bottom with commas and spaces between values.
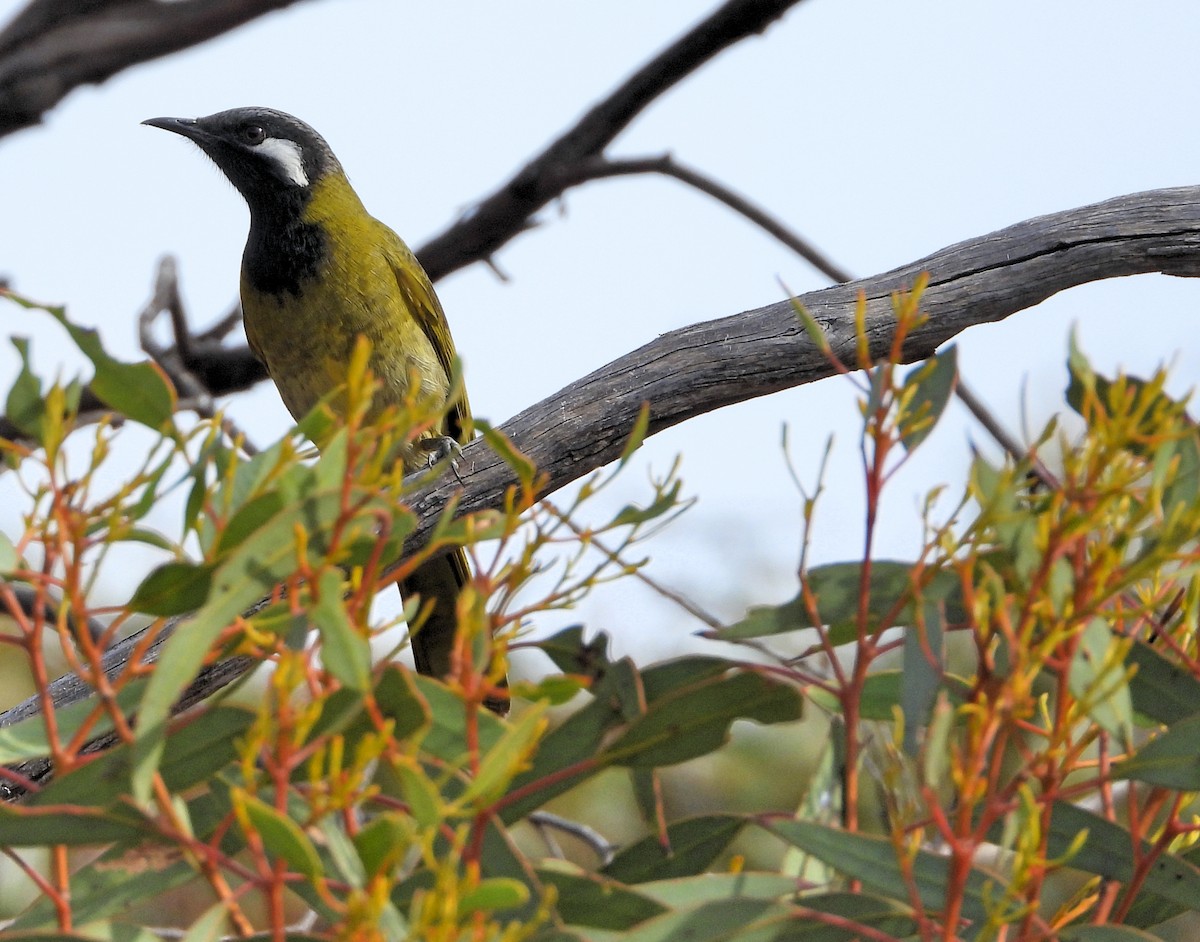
141, 116, 202, 140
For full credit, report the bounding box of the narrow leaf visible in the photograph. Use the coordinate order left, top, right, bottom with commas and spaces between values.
603, 671, 802, 767
46, 304, 176, 428
538, 865, 666, 929
718, 562, 963, 644
1115, 713, 1200, 788
313, 571, 371, 691
603, 816, 746, 883
769, 819, 999, 924
1127, 640, 1200, 725
1068, 617, 1133, 748
237, 792, 323, 879
899, 345, 957, 451
128, 560, 213, 616
6, 336, 45, 441
459, 702, 548, 805
458, 878, 530, 916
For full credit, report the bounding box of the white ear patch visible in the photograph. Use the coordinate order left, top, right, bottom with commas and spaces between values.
257, 137, 308, 187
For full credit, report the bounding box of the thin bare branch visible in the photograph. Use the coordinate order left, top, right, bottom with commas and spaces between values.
137, 256, 259, 455
527, 811, 617, 865
955, 379, 1059, 488
415, 0, 808, 281
562, 154, 854, 284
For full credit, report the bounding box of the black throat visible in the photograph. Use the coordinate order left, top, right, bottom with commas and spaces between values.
242, 187, 327, 299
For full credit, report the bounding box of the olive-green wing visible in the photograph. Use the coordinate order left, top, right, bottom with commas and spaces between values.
379, 223, 471, 443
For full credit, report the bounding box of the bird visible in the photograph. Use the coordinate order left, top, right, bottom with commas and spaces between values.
143, 107, 506, 713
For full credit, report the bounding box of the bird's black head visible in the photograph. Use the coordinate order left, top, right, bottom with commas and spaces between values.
143, 107, 342, 206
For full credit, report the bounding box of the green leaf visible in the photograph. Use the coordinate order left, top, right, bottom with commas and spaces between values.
631, 767, 661, 826
1068, 617, 1133, 748
395, 764, 443, 828
33, 705, 252, 811
1115, 713, 1200, 788
158, 706, 255, 792
354, 814, 410, 877
45, 304, 176, 429
603, 671, 802, 767
372, 665, 432, 743
603, 816, 747, 883
411, 674, 507, 763
111, 526, 178, 553
608, 479, 682, 529
624, 892, 911, 942
1124, 841, 1200, 928
535, 625, 612, 678
10, 841, 195, 929
790, 296, 830, 352
1162, 433, 1200, 518
718, 562, 963, 645
214, 491, 286, 554
538, 865, 667, 929
769, 819, 999, 924
1030, 802, 1200, 914
899, 345, 957, 451
1127, 640, 1200, 725
317, 815, 367, 889
128, 560, 213, 615
6, 336, 46, 442
0, 802, 151, 847
501, 674, 630, 823
615, 898, 786, 942
477, 823, 542, 905
1058, 928, 1167, 941
635, 872, 801, 907
181, 902, 231, 942
1065, 329, 1097, 418
313, 571, 371, 691
0, 530, 21, 573
901, 601, 944, 756
237, 792, 323, 879
458, 878, 530, 916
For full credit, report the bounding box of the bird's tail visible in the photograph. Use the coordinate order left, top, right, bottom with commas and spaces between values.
402, 548, 509, 714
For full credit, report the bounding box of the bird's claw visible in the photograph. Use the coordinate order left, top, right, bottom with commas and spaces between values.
418, 435, 465, 482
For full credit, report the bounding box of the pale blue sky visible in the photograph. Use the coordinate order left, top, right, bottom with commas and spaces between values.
3, 1, 1200, 670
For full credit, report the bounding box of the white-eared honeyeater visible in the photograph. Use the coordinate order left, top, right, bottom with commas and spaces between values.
144, 107, 506, 713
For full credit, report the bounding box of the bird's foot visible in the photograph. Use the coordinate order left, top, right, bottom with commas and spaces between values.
417, 435, 465, 482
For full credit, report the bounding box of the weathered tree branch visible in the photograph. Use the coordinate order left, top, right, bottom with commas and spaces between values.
0, 0, 312, 138
4, 184, 1199, 796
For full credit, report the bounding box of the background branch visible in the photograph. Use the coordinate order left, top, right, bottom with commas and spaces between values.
0, 0, 311, 138
560, 154, 853, 284
414, 0, 807, 280
3, 183, 1199, 796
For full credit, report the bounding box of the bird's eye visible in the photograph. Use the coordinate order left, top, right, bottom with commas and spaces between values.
241, 125, 266, 145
